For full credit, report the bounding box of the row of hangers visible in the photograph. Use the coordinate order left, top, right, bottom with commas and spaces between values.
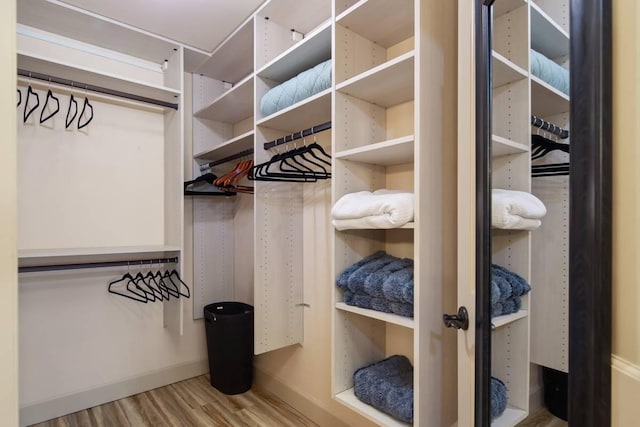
19, 83, 94, 129
531, 116, 570, 177
108, 262, 190, 303
184, 156, 254, 196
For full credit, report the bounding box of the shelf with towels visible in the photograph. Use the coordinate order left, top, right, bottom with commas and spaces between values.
335, 387, 411, 427
492, 310, 529, 329
256, 88, 331, 132
336, 302, 414, 329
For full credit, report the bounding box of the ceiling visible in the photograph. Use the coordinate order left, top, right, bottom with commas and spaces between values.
58, 0, 265, 52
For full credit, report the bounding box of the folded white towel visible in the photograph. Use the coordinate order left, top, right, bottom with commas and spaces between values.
332, 189, 414, 230
492, 189, 546, 231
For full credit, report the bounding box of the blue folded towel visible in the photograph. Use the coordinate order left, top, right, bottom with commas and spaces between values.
344, 291, 414, 318
347, 255, 397, 293
365, 259, 413, 303
530, 49, 570, 95
491, 377, 508, 418
354, 355, 414, 423
493, 264, 531, 297
492, 296, 522, 317
337, 251, 386, 289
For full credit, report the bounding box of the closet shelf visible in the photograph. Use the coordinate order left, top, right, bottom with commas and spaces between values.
492, 135, 529, 158
194, 74, 254, 123
195, 20, 254, 83
18, 245, 181, 268
493, 0, 527, 18
530, 2, 570, 59
336, 51, 415, 108
335, 388, 411, 427
335, 135, 414, 166
531, 76, 570, 117
18, 52, 181, 105
336, 0, 414, 48
256, 88, 331, 132
492, 310, 528, 329
335, 222, 415, 231
258, 0, 331, 36
257, 20, 331, 82
336, 302, 414, 329
193, 131, 254, 161
17, 1, 178, 64
492, 51, 528, 88
491, 406, 528, 427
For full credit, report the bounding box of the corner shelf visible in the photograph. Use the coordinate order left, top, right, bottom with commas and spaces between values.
492, 135, 529, 158
492, 310, 528, 329
335, 388, 411, 427
193, 131, 254, 161
492, 51, 528, 88
530, 2, 569, 59
335, 135, 414, 166
336, 302, 414, 329
336, 51, 415, 107
256, 88, 331, 132
194, 74, 254, 123
18, 52, 181, 106
336, 0, 414, 48
531, 76, 570, 117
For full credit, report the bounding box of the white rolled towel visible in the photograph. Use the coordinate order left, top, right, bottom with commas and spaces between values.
332, 189, 414, 230
492, 189, 547, 231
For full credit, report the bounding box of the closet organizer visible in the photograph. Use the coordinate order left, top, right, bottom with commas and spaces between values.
490, 0, 570, 424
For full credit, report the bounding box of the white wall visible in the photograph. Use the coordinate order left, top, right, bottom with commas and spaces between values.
0, 1, 19, 426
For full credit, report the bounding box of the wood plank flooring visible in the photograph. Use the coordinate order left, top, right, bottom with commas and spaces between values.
518, 408, 568, 427
31, 375, 318, 427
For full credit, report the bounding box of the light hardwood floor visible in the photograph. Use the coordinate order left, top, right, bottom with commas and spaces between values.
518, 408, 568, 427
31, 375, 318, 427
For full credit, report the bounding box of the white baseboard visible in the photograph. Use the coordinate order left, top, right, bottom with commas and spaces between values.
20, 359, 208, 426
612, 355, 640, 426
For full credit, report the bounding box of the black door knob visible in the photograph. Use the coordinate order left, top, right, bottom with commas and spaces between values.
443, 306, 469, 330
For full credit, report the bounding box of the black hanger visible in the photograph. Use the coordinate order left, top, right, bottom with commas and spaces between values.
531, 134, 570, 160
66, 93, 78, 129
17, 89, 21, 107
167, 269, 191, 298
78, 96, 94, 129
108, 271, 148, 303
39, 89, 60, 123
23, 86, 40, 123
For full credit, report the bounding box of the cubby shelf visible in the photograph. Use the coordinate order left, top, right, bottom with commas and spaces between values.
335, 388, 411, 427
492, 135, 529, 158
492, 51, 528, 88
336, 51, 414, 107
335, 135, 414, 165
336, 302, 414, 329
492, 310, 528, 329
494, 0, 527, 17
18, 245, 182, 268
256, 88, 331, 131
334, 222, 415, 231
492, 406, 528, 427
257, 20, 331, 82
336, 0, 414, 48
531, 76, 570, 117
193, 131, 254, 161
530, 2, 569, 59
194, 74, 254, 123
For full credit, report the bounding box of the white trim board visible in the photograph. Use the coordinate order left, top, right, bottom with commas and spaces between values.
19, 360, 208, 426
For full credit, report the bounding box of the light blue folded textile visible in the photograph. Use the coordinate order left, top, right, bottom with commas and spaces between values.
260, 59, 332, 117
354, 355, 414, 423
343, 291, 414, 318
337, 251, 386, 289
491, 377, 508, 419
530, 49, 570, 95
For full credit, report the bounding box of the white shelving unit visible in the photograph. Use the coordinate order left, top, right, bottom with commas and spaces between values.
332, 0, 457, 425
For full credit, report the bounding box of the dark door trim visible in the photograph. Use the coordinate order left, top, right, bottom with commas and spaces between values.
569, 0, 612, 425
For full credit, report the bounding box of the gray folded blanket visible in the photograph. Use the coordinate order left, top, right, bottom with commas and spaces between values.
492, 296, 522, 317
491, 264, 531, 317
337, 251, 386, 289
491, 377, 508, 419
344, 291, 414, 318
354, 355, 413, 423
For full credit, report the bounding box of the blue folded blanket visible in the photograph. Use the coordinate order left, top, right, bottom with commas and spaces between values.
354, 355, 414, 423
530, 49, 569, 95
337, 251, 386, 289
491, 264, 531, 317
344, 291, 414, 318
491, 377, 508, 419
492, 296, 522, 317
260, 59, 332, 117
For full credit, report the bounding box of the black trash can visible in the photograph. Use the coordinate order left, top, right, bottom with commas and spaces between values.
204, 302, 254, 395
542, 366, 568, 421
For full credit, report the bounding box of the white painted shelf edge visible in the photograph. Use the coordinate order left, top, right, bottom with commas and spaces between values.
336, 50, 415, 91
334, 135, 414, 165
335, 302, 414, 329
335, 388, 411, 427
193, 130, 255, 160
334, 222, 415, 231
256, 88, 332, 127
492, 310, 528, 329
491, 406, 528, 427
193, 73, 254, 118
18, 245, 182, 267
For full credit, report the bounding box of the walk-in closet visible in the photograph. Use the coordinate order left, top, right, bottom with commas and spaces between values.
11, 0, 606, 426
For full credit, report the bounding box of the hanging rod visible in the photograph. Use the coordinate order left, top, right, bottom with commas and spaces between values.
17, 69, 179, 110
199, 147, 254, 172
263, 121, 332, 150
18, 256, 179, 274
531, 115, 569, 139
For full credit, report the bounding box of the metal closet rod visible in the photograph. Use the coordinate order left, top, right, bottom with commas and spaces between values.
199, 147, 255, 172
263, 121, 332, 150
531, 115, 570, 139
18, 256, 179, 274
17, 69, 179, 110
